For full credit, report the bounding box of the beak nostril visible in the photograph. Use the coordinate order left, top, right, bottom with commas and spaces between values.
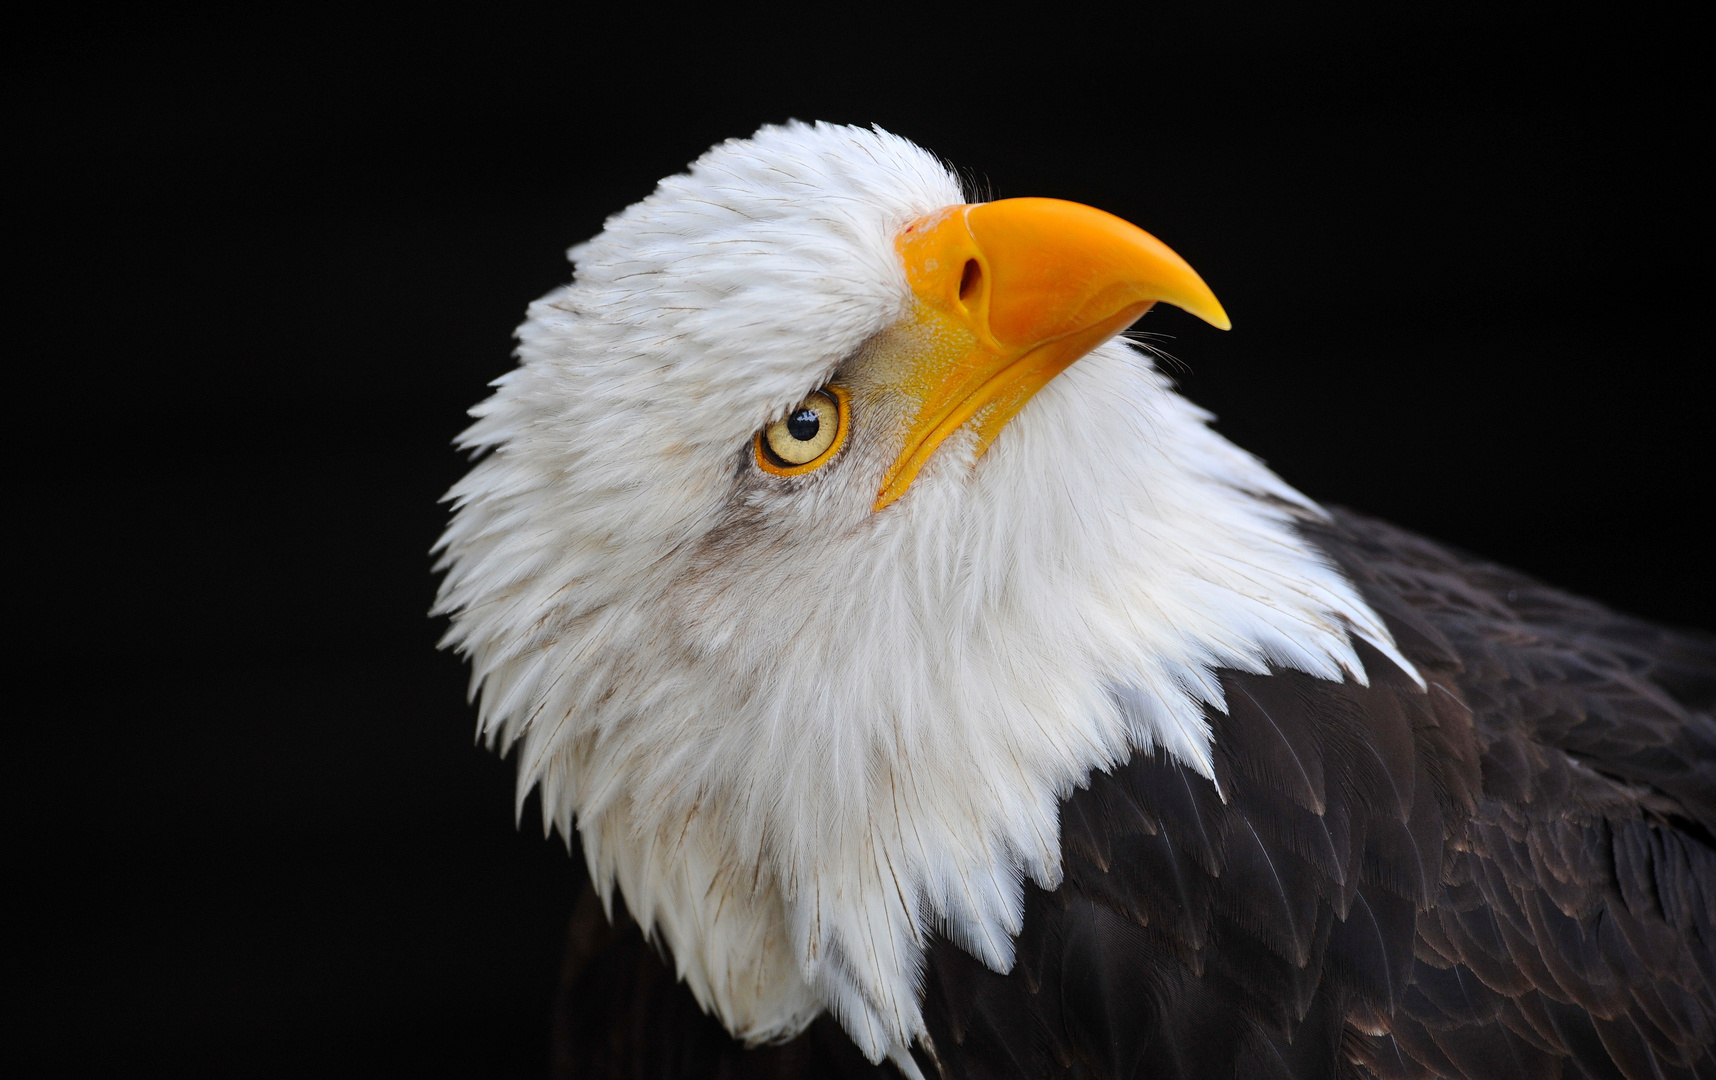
958, 259, 982, 303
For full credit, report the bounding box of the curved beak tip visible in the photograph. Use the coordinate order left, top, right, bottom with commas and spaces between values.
1156, 273, 1231, 332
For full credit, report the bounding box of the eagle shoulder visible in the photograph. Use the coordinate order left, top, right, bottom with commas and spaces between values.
549, 509, 1716, 1079
914, 509, 1716, 1080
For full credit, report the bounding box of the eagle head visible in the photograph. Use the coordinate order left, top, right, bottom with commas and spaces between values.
433, 121, 1406, 1068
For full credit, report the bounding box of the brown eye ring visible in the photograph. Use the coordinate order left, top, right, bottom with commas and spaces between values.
755, 386, 849, 476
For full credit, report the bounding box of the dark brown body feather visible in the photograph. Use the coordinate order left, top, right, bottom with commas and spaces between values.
552, 509, 1716, 1079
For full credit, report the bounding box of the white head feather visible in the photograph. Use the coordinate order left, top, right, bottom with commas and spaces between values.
433, 121, 1412, 1069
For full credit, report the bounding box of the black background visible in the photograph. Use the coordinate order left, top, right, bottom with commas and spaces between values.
15, 5, 1710, 1076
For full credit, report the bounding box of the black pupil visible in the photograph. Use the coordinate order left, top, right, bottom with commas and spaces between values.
786, 407, 820, 442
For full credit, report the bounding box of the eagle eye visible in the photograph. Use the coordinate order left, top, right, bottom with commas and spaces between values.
755, 387, 848, 476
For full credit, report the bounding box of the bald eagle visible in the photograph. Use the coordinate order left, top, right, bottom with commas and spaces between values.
434, 123, 1716, 1079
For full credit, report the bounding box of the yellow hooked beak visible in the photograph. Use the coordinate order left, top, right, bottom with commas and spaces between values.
875, 198, 1230, 510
